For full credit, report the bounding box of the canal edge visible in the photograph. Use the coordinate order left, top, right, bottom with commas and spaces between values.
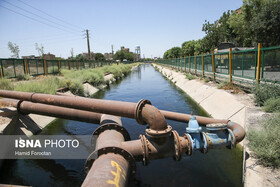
152, 63, 272, 187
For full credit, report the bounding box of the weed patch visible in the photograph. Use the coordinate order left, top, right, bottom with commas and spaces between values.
247, 113, 280, 168
252, 81, 280, 106
185, 73, 196, 80
263, 97, 280, 113
0, 79, 14, 90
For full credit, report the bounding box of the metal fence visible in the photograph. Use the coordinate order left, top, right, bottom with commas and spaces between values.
157, 44, 280, 84
0, 59, 134, 79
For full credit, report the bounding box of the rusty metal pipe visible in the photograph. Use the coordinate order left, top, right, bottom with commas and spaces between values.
82, 153, 129, 187
0, 90, 168, 133
84, 115, 131, 187
0, 90, 136, 118
160, 110, 228, 125
95, 115, 125, 150
120, 134, 190, 162
142, 105, 168, 131
0, 99, 102, 124
227, 121, 245, 143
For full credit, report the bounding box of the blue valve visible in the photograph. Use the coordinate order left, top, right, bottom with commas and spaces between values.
186, 115, 208, 153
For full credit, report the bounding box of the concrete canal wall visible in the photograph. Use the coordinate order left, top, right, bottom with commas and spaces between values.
152, 63, 279, 187
153, 63, 248, 130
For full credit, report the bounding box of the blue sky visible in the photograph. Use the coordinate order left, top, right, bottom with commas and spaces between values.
0, 0, 242, 59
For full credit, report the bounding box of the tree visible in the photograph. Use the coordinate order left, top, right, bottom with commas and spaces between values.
76, 54, 87, 61
35, 43, 44, 57
202, 11, 234, 50
8, 42, 20, 58
114, 51, 126, 61
228, 11, 252, 46
125, 52, 134, 61
181, 40, 196, 56
194, 39, 204, 54
249, 1, 280, 46
163, 49, 172, 59
114, 51, 134, 61
94, 53, 105, 61
170, 47, 182, 58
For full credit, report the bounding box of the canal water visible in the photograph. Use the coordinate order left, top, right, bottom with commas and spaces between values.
0, 64, 242, 187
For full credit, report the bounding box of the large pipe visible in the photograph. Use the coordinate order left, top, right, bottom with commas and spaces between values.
82, 153, 129, 187
83, 115, 130, 187
160, 110, 228, 125
0, 90, 168, 132
0, 90, 245, 142
0, 99, 102, 124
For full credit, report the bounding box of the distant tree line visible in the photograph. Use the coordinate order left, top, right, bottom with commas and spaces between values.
163, 0, 280, 59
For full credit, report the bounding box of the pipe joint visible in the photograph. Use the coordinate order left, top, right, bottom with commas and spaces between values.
136, 99, 172, 137
135, 99, 151, 125
85, 146, 136, 175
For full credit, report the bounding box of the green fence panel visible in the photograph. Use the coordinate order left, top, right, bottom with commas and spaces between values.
14, 59, 25, 78
204, 55, 212, 73
190, 56, 195, 72
230, 49, 257, 80
196, 55, 202, 71
261, 47, 280, 82
215, 53, 229, 75
1, 59, 17, 78
27, 59, 44, 76
46, 60, 59, 74
61, 60, 68, 70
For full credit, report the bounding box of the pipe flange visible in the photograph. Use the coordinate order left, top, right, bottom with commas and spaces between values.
139, 134, 149, 166
145, 125, 172, 137
227, 129, 236, 149
91, 123, 131, 145
183, 133, 192, 156
201, 132, 208, 154
16, 100, 29, 115
172, 130, 182, 161
85, 146, 136, 177
135, 99, 151, 125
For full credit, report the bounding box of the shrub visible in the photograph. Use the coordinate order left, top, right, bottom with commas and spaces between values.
204, 77, 210, 83
16, 74, 31, 81
247, 113, 280, 167
252, 81, 280, 106
186, 73, 195, 80
0, 79, 14, 90
14, 77, 62, 94
217, 81, 229, 89
263, 97, 280, 113
68, 80, 84, 96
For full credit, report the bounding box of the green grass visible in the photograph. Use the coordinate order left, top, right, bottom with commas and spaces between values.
61, 69, 104, 86
185, 73, 196, 80
4, 63, 138, 96
100, 64, 131, 79
247, 113, 280, 168
204, 77, 210, 83
14, 77, 64, 95
0, 78, 14, 90
217, 81, 229, 89
263, 97, 280, 113
16, 74, 31, 81
252, 81, 280, 106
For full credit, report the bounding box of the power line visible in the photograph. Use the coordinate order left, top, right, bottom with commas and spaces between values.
16, 0, 83, 31
1, 0, 81, 33
0, 4, 78, 34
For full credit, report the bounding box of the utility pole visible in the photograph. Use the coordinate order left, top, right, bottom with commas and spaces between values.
86, 29, 94, 68
111, 45, 114, 61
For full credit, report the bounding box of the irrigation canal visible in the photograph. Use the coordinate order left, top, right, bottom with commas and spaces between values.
0, 64, 242, 187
